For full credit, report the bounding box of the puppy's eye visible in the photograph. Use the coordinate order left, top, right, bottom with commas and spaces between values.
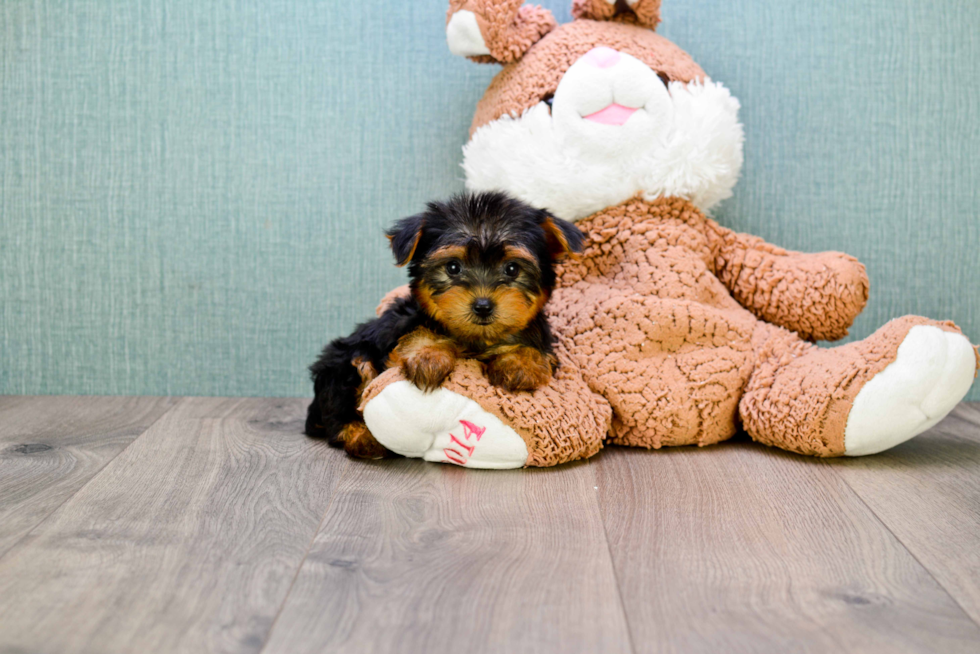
503, 261, 520, 278
446, 261, 462, 276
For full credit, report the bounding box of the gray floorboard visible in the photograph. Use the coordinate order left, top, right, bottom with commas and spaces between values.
0, 396, 177, 557
0, 397, 344, 654
261, 458, 632, 654
0, 397, 978, 654
828, 403, 980, 625
593, 436, 980, 654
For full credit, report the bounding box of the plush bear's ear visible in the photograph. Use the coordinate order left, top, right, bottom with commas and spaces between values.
386, 214, 425, 267
540, 212, 585, 261
572, 0, 661, 30
446, 0, 557, 64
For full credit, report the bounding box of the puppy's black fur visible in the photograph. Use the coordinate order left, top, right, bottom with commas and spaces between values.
305, 191, 583, 456
305, 294, 422, 448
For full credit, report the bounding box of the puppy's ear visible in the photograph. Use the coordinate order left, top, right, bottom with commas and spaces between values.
385, 214, 425, 267
540, 212, 584, 261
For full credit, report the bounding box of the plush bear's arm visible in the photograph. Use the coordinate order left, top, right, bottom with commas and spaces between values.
376, 284, 412, 316
704, 219, 869, 342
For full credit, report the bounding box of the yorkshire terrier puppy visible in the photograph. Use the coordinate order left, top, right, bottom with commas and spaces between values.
305, 191, 584, 458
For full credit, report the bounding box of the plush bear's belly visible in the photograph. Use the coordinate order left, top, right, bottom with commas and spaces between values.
548, 283, 757, 448
548, 196, 761, 447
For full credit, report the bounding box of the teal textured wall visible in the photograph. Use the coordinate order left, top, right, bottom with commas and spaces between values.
2, 0, 978, 399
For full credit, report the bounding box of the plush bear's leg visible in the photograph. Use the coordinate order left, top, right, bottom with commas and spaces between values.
740, 317, 978, 457
359, 349, 610, 468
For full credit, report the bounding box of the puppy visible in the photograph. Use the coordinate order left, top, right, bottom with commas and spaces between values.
305, 191, 584, 458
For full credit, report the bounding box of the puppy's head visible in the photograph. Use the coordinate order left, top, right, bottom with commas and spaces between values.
386, 192, 583, 342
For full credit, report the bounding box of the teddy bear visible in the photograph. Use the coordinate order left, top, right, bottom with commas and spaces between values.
356, 0, 978, 468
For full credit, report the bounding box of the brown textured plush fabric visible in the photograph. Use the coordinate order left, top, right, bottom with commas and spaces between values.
470, 19, 705, 135
572, 0, 662, 29
551, 196, 815, 450
360, 348, 611, 467
741, 316, 970, 456
375, 284, 411, 317
447, 0, 557, 64
362, 2, 977, 466
367, 196, 975, 464
702, 220, 870, 342
552, 197, 971, 455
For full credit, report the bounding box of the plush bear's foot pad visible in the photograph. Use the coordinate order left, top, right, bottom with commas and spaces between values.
363, 381, 529, 469
845, 326, 976, 456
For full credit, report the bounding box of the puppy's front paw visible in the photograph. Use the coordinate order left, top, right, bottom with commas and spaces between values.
400, 347, 457, 393
486, 347, 554, 392
389, 329, 459, 393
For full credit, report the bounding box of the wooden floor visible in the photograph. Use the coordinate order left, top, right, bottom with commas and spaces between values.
1, 398, 979, 654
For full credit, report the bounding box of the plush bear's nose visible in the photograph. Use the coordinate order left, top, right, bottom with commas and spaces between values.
582, 46, 621, 69
472, 298, 495, 318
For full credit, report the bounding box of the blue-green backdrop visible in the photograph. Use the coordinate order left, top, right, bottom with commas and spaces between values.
2, 0, 978, 399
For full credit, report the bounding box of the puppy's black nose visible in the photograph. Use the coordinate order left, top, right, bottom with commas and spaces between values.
472, 298, 495, 318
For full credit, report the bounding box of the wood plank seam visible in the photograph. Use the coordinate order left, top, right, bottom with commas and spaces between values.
0, 396, 181, 563
828, 462, 980, 633
257, 457, 353, 654
590, 458, 639, 654
593, 440, 980, 652
259, 457, 635, 653
0, 397, 348, 653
